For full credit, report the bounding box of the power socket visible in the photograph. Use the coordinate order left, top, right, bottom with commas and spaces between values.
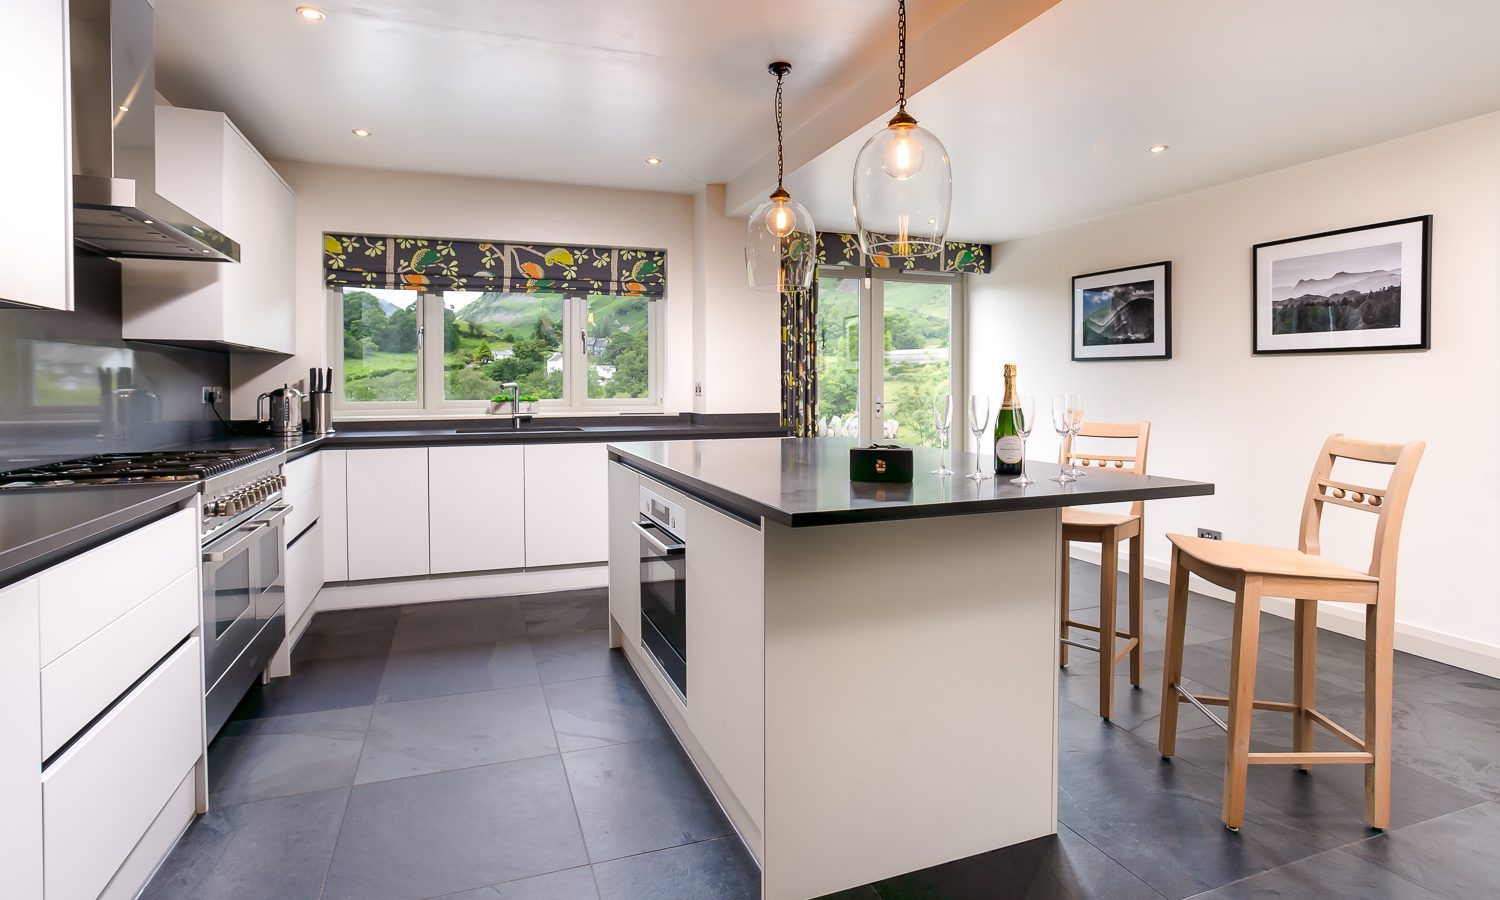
1197, 528, 1223, 541
201, 386, 224, 405
693, 382, 704, 396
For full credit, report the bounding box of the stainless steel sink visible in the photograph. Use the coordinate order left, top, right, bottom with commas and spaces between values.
453, 425, 586, 434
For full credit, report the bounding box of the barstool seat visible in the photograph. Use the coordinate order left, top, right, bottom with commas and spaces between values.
1166, 533, 1377, 586
1063, 508, 1141, 532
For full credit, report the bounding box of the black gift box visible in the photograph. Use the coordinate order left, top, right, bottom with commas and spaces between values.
850, 444, 914, 483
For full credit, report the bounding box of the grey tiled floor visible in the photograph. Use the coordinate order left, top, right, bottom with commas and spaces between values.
142, 563, 1500, 900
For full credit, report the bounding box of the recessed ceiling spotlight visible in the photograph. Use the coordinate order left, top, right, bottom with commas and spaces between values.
1147, 144, 1170, 154
201, 249, 213, 254
351, 128, 371, 137
142, 219, 153, 225
118, 105, 129, 112
296, 6, 326, 22
645, 157, 661, 166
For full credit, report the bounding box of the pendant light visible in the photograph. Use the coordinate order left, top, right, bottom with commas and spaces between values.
852, 0, 952, 257
746, 62, 816, 292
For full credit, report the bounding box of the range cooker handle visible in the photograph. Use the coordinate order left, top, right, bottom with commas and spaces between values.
202, 504, 294, 562
634, 520, 685, 556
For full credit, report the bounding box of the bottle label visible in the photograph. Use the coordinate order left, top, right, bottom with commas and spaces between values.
995, 435, 1024, 465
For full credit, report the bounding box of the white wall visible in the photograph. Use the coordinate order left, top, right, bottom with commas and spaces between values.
231, 162, 698, 415
967, 111, 1500, 675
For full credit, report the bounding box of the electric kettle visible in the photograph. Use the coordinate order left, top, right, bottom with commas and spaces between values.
257, 385, 305, 436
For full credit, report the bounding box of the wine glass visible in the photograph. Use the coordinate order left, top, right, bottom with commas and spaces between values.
931, 395, 954, 476
966, 395, 992, 481
1011, 394, 1036, 486
1050, 394, 1077, 484
1067, 394, 1087, 477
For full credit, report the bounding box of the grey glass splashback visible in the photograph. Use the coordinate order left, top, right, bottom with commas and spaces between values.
0, 253, 230, 472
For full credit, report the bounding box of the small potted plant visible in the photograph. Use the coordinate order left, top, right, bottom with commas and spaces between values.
488, 393, 539, 415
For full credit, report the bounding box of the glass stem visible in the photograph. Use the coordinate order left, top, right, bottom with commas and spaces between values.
1020, 438, 1028, 481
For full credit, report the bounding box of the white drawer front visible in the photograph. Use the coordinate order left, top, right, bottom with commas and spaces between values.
39, 507, 197, 666
285, 451, 322, 500
43, 638, 202, 900
286, 519, 324, 631
283, 479, 323, 541
40, 569, 198, 758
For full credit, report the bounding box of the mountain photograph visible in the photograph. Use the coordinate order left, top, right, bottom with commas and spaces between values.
1271, 242, 1402, 334
1081, 280, 1155, 345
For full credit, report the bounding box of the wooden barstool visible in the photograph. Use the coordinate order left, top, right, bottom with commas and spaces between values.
1059, 420, 1151, 720
1158, 434, 1424, 831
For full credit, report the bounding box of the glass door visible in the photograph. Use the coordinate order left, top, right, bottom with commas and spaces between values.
814, 267, 963, 447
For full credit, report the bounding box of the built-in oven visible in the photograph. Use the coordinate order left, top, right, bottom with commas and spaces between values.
202, 500, 291, 737
637, 486, 687, 701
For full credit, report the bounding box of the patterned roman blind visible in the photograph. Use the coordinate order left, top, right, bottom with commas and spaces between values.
816, 232, 991, 273
322, 233, 667, 298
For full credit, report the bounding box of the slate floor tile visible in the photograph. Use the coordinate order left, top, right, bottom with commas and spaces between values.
209, 705, 370, 806
592, 837, 760, 900
532, 630, 632, 684
1188, 844, 1433, 899
323, 757, 589, 900
521, 589, 610, 636
431, 866, 601, 899
232, 652, 387, 719
1064, 594, 1221, 654
564, 737, 735, 862
1345, 801, 1500, 897
544, 672, 669, 752
355, 684, 558, 784
139, 787, 349, 900
1058, 653, 1219, 733
294, 606, 402, 660
392, 596, 530, 650
377, 639, 540, 703
870, 824, 1162, 900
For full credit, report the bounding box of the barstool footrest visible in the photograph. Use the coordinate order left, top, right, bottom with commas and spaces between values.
1248, 751, 1374, 766
1170, 685, 1371, 754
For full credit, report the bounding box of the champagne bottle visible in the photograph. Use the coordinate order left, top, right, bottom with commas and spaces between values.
994, 363, 1024, 476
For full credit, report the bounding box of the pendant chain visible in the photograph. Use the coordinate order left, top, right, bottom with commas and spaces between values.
775, 69, 786, 190
896, 0, 907, 114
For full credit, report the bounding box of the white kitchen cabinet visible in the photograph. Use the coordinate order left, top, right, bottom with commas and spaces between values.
346, 448, 430, 580
0, 0, 71, 310
429, 445, 526, 575
286, 520, 324, 634
0, 580, 43, 900
121, 106, 296, 353
322, 450, 349, 582
524, 442, 610, 568
606, 462, 642, 649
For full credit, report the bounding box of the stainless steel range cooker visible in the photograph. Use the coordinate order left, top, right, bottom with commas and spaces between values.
1, 446, 292, 737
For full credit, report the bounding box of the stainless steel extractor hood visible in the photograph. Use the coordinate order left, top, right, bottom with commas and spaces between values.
70, 0, 240, 263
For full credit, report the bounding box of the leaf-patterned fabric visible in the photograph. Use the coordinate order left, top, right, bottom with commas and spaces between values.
780, 280, 818, 437
815, 232, 990, 273
323, 234, 667, 298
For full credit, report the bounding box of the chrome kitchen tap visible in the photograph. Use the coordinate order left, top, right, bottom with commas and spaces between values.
501, 381, 522, 431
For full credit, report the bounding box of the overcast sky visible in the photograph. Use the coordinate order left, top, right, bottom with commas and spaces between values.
1272, 241, 1401, 288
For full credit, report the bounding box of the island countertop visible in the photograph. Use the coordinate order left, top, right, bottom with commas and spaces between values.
608, 436, 1213, 527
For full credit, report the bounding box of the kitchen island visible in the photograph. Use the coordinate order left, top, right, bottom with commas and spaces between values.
606, 437, 1213, 900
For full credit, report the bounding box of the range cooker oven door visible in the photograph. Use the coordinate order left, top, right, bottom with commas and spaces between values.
202, 502, 291, 738
637, 518, 687, 700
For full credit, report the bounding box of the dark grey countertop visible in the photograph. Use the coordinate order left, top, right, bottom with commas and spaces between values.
610, 437, 1215, 527
0, 483, 199, 588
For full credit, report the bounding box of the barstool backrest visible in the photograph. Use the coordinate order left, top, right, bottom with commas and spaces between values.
1297, 434, 1425, 580
1062, 420, 1152, 518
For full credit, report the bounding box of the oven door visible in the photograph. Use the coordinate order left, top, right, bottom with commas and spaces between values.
201, 503, 291, 695
637, 519, 687, 700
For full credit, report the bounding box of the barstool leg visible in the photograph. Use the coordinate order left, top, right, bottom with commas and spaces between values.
1158, 547, 1190, 758
1223, 575, 1264, 831
1060, 541, 1071, 667
1128, 533, 1144, 687
1365, 589, 1396, 830
1098, 536, 1119, 719
1293, 598, 1318, 770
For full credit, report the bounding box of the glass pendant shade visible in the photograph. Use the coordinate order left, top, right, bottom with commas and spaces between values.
853, 119, 952, 256
746, 191, 816, 292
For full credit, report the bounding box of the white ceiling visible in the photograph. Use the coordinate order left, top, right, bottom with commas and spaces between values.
787, 0, 1500, 242
152, 0, 968, 194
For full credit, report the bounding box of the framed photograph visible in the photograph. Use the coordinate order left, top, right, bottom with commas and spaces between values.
1071, 261, 1171, 361
1253, 216, 1431, 354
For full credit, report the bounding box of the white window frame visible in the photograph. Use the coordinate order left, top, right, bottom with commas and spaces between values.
329, 287, 664, 418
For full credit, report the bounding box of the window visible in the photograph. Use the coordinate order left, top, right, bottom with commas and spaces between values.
812, 267, 964, 447
331, 287, 660, 416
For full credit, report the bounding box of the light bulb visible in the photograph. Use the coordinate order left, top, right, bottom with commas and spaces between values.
765, 199, 796, 238
880, 124, 924, 180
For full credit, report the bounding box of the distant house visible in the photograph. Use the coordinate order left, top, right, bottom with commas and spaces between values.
546, 351, 564, 374
491, 348, 514, 360
595, 364, 616, 381
584, 337, 608, 357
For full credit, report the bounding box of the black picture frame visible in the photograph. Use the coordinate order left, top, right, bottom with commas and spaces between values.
1252, 215, 1431, 355
1071, 261, 1172, 362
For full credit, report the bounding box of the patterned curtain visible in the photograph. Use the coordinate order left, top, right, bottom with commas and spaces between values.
815, 232, 991, 273
323, 233, 667, 298
780, 279, 818, 437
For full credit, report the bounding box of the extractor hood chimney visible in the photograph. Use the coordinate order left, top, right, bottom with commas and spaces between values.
70, 0, 240, 263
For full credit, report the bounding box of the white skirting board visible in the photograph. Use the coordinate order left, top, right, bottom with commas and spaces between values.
1069, 545, 1500, 679
314, 564, 608, 611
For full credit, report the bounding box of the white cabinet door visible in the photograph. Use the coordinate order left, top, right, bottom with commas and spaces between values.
607, 462, 642, 649
429, 445, 526, 575
346, 449, 430, 580
286, 520, 324, 632
221, 121, 296, 353
524, 443, 610, 568
0, 0, 71, 310
0, 580, 43, 900
322, 450, 349, 582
